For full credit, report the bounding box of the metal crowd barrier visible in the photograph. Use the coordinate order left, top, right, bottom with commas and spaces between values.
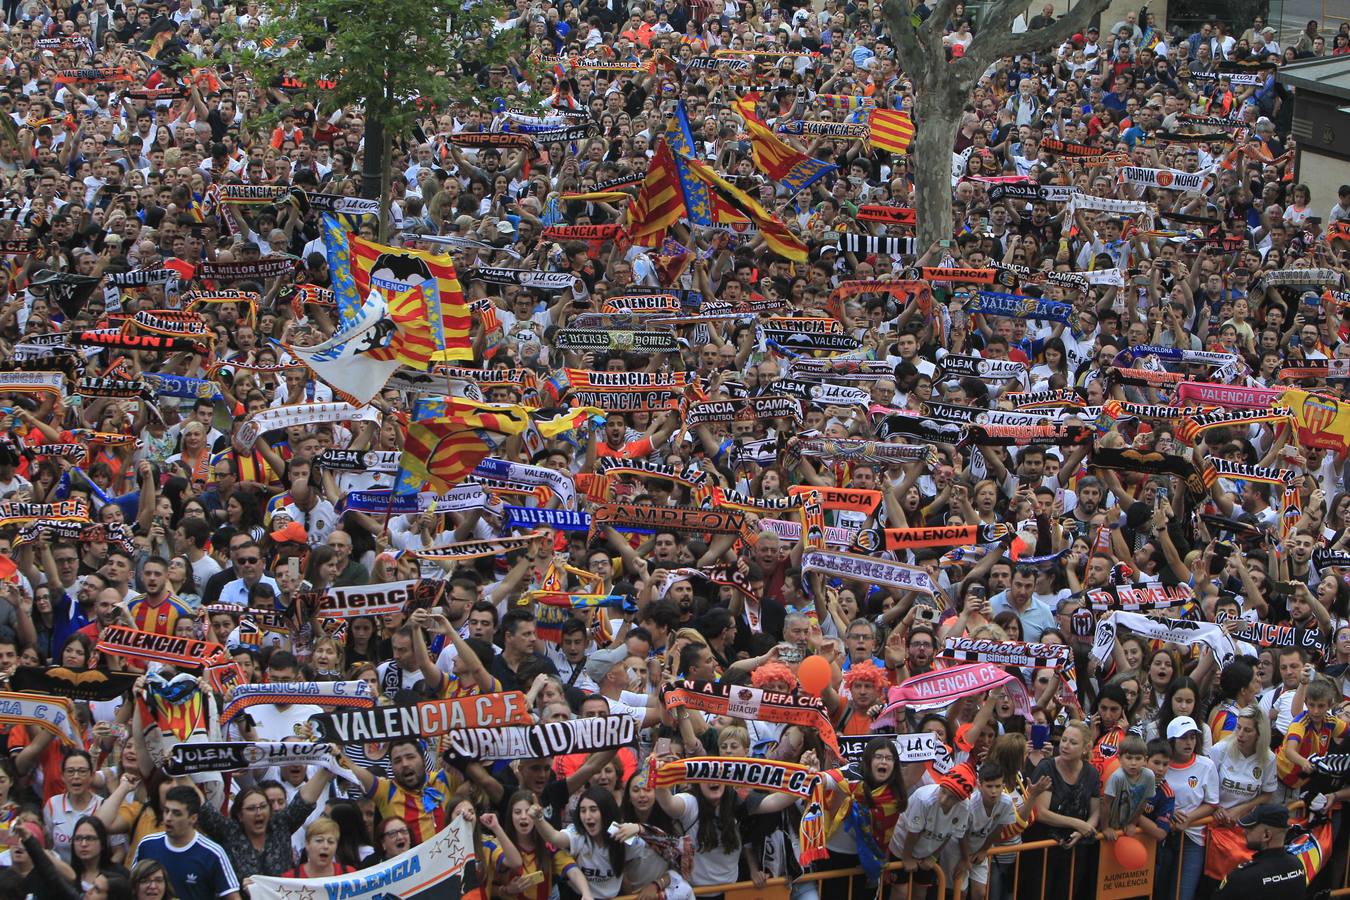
614, 861, 946, 900
612, 800, 1350, 900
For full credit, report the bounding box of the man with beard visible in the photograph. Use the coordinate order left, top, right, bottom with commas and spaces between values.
339, 737, 460, 845
1210, 804, 1305, 900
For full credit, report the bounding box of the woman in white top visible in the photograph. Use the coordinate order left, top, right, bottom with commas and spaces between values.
653, 780, 743, 892
1203, 706, 1277, 882
531, 788, 691, 900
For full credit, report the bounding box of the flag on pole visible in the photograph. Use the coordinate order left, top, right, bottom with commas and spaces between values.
664, 102, 712, 226
677, 153, 808, 261
732, 93, 836, 195
346, 234, 472, 360
625, 138, 688, 247
867, 109, 916, 155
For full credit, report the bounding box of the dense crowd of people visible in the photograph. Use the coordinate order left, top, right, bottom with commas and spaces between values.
0, 1, 1347, 900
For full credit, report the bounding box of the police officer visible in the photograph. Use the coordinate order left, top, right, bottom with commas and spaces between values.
1211, 803, 1307, 900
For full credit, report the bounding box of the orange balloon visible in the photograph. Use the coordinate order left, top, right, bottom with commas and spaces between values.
1113, 835, 1148, 870
797, 655, 832, 695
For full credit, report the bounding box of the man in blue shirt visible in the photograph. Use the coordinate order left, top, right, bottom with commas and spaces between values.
132, 786, 241, 900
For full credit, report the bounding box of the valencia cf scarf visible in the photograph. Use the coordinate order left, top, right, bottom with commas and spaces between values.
1090, 445, 1211, 501
95, 625, 223, 669
1216, 613, 1328, 660
0, 691, 81, 745
219, 681, 376, 726
786, 484, 880, 514
856, 205, 916, 225
1002, 389, 1081, 408
0, 371, 66, 398
796, 437, 933, 466
874, 663, 1031, 727
962, 423, 1091, 446
650, 756, 830, 866
1175, 406, 1294, 444
411, 533, 547, 562
1085, 582, 1194, 613
686, 395, 803, 425
940, 638, 1077, 692
308, 691, 533, 743
9, 666, 136, 703
0, 498, 89, 528
801, 549, 937, 596
75, 376, 156, 401
1090, 611, 1236, 669
883, 523, 1009, 550
1205, 457, 1297, 486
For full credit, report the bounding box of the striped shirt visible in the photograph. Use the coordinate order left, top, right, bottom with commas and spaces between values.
127, 593, 193, 636
367, 768, 461, 845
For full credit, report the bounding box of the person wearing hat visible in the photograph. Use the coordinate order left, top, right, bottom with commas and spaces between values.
1211, 804, 1305, 900
586, 643, 660, 728
1163, 715, 1220, 900
890, 762, 974, 890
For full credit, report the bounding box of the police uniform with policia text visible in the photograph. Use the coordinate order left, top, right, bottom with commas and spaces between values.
1211, 805, 1307, 900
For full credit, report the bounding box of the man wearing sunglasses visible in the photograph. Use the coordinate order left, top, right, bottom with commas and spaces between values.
216, 541, 280, 608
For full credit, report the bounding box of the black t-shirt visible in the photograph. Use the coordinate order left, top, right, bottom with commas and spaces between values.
1025, 758, 1099, 841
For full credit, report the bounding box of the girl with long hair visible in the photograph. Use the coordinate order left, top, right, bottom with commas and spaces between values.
1021, 720, 1100, 900
496, 789, 595, 900
1204, 706, 1276, 883
69, 815, 128, 891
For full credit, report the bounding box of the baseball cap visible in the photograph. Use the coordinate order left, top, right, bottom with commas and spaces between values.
585, 645, 629, 681
1238, 803, 1289, 829
1165, 715, 1200, 739
268, 520, 308, 544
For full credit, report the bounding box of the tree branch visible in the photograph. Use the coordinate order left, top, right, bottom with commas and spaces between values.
964, 0, 1111, 67
881, 0, 924, 74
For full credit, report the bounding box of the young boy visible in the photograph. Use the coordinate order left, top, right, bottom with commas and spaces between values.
1141, 737, 1176, 899
1101, 735, 1156, 841
1278, 678, 1348, 798
950, 762, 1018, 900
891, 764, 975, 900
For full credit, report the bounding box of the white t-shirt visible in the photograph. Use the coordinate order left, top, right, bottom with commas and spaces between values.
962, 790, 1017, 851
1209, 739, 1277, 810
673, 792, 741, 886
44, 792, 101, 863
562, 826, 637, 899
891, 783, 971, 860
246, 703, 324, 741
1165, 756, 1220, 843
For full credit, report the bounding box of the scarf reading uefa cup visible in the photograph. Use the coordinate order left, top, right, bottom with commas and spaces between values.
660, 680, 843, 761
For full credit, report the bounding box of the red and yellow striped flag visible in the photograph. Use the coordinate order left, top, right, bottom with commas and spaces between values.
348, 235, 472, 361
678, 154, 807, 262
867, 109, 916, 155
399, 399, 532, 492
625, 138, 687, 247
731, 93, 836, 194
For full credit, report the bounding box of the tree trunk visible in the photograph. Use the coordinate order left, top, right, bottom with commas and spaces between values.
360, 114, 385, 203
377, 127, 393, 243
911, 83, 965, 252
